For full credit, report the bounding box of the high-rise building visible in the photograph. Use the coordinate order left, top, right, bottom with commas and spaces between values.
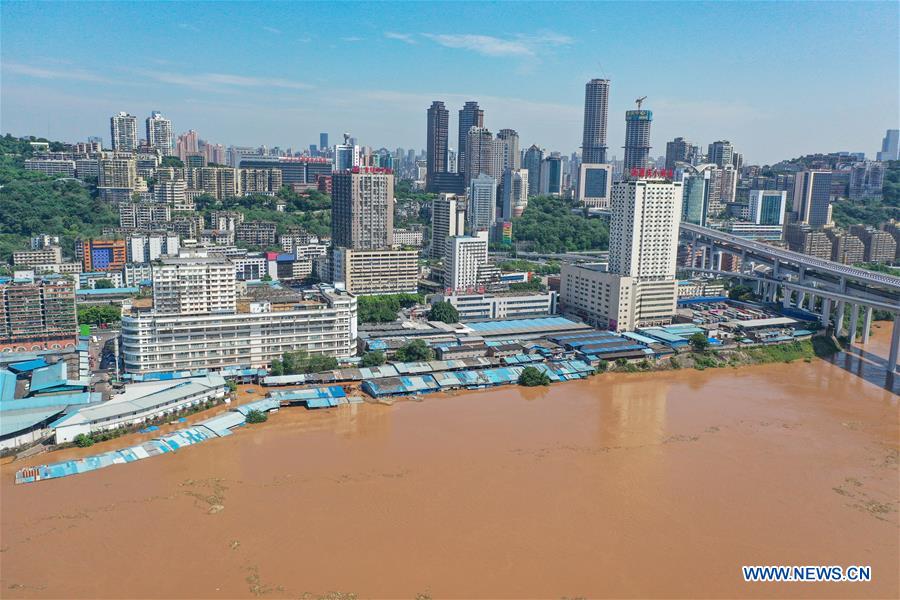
793, 170, 833, 227
707, 140, 735, 167
110, 112, 138, 152
426, 101, 449, 192
523, 145, 544, 197
539, 152, 563, 196
608, 177, 682, 279
151, 252, 236, 315
562, 175, 682, 331
457, 101, 484, 179
467, 174, 497, 232
576, 163, 613, 209
331, 248, 419, 295
465, 127, 494, 186
0, 274, 77, 351
77, 239, 128, 272
877, 129, 899, 161
176, 130, 200, 160
98, 156, 138, 202
849, 225, 898, 263
748, 190, 787, 226
849, 161, 886, 199
500, 169, 529, 219
581, 79, 610, 164
680, 166, 712, 226
331, 168, 394, 250
145, 111, 173, 156
431, 193, 467, 259
826, 229, 865, 265
126, 234, 180, 264
665, 137, 694, 170
495, 129, 521, 171
444, 231, 489, 292
623, 109, 652, 171
319, 133, 329, 152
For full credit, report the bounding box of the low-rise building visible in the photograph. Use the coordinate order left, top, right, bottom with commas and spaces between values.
332, 248, 419, 295
24, 159, 76, 177
12, 247, 63, 267
235, 221, 277, 247
0, 274, 78, 352
560, 263, 676, 332
120, 288, 357, 373
436, 291, 558, 321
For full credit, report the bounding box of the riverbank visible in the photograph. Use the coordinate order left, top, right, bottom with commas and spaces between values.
1, 328, 897, 598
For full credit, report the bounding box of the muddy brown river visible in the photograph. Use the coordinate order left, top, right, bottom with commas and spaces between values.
1, 327, 898, 599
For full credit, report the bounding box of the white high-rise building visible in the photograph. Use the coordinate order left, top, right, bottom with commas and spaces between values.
500, 169, 529, 220
127, 234, 181, 264
155, 179, 191, 212
562, 175, 683, 331
444, 231, 489, 292
467, 174, 497, 232
431, 193, 466, 259
146, 111, 174, 156
110, 112, 138, 152
151, 251, 237, 315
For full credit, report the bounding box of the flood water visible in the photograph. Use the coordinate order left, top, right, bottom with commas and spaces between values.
1, 327, 898, 599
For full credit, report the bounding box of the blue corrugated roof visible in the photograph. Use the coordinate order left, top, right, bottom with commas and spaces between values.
76, 287, 139, 295
1, 391, 99, 412
466, 316, 581, 332
7, 358, 49, 373
0, 407, 67, 437
29, 361, 68, 392
1, 370, 18, 404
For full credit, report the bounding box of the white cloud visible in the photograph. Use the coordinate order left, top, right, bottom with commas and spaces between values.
178, 23, 200, 32
422, 33, 533, 57
421, 30, 574, 57
341, 36, 364, 42
144, 70, 313, 91
384, 31, 417, 44
262, 26, 282, 34
3, 62, 114, 84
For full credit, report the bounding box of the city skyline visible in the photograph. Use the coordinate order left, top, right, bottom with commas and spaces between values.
2, 2, 899, 163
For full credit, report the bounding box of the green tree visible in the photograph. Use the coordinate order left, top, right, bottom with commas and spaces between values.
280, 349, 338, 374
427, 301, 459, 323
245, 409, 268, 424
518, 366, 551, 386
728, 284, 755, 302
512, 196, 609, 253
689, 332, 710, 352
359, 350, 386, 367
94, 278, 115, 289
508, 280, 547, 292
161, 156, 184, 168
357, 293, 424, 323
73, 433, 94, 448
394, 340, 434, 362
77, 304, 121, 325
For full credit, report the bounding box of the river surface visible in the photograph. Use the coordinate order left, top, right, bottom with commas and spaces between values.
1, 327, 898, 599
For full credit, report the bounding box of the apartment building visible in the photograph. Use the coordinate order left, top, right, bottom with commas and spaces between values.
0, 274, 78, 351
331, 248, 419, 295
120, 287, 357, 373
12, 246, 63, 267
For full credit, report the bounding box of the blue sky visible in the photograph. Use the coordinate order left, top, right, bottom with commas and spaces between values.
2, 1, 898, 164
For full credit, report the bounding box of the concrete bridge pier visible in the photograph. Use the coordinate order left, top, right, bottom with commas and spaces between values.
848, 304, 860, 345
782, 288, 792, 309
835, 301, 846, 337
889, 315, 900, 375
797, 291, 807, 309
862, 307, 873, 344
821, 297, 832, 328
